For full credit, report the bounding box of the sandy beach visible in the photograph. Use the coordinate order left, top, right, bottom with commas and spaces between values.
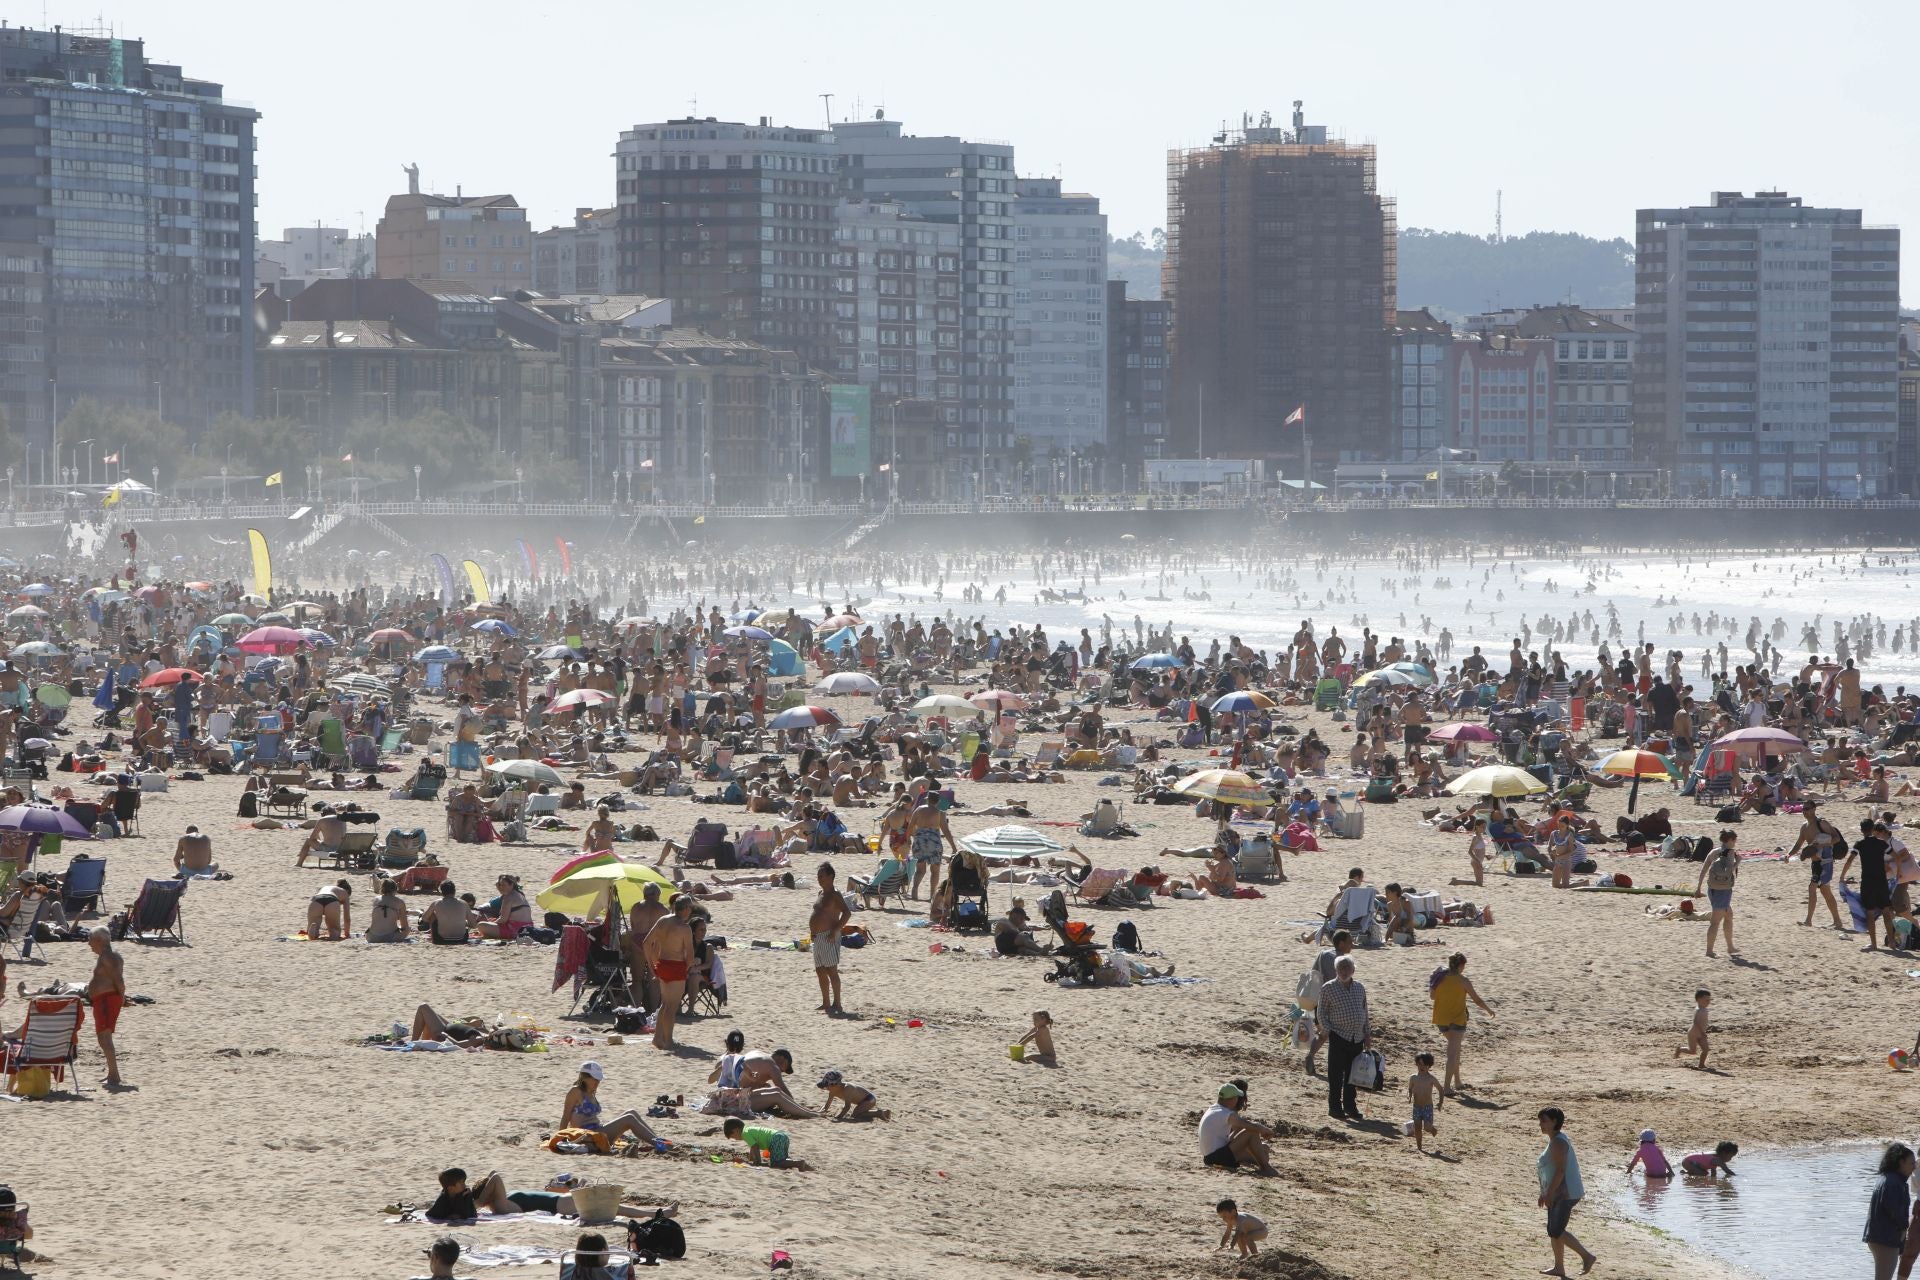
6, 670, 1907, 1280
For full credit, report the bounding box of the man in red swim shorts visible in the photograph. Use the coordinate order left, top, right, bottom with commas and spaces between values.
641, 896, 694, 1051
86, 927, 126, 1087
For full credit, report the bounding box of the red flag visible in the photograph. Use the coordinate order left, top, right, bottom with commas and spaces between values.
102, 451, 121, 463
1283, 406, 1304, 426
341, 452, 353, 462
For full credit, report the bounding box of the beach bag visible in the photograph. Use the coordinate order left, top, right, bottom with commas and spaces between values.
1294, 970, 1320, 1010
1111, 920, 1142, 952
236, 790, 258, 818
627, 1209, 687, 1261
1690, 837, 1715, 862
839, 924, 870, 949
952, 900, 987, 930
1715, 806, 1742, 824
1348, 1048, 1384, 1091
1572, 857, 1598, 875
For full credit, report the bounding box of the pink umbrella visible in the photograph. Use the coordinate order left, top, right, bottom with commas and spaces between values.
969, 689, 1028, 710
1429, 722, 1498, 744
237, 624, 307, 654
821, 613, 862, 630
551, 688, 614, 709
1711, 726, 1807, 757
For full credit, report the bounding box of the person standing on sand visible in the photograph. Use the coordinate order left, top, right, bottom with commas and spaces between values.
1787, 799, 1849, 931
1428, 952, 1494, 1096
624, 882, 670, 1013
640, 897, 693, 1050
86, 927, 125, 1087
1315, 956, 1371, 1123
809, 863, 849, 1015
1694, 830, 1741, 958
906, 793, 956, 900
1535, 1107, 1597, 1277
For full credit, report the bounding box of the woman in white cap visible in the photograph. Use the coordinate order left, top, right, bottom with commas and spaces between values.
560, 1062, 661, 1152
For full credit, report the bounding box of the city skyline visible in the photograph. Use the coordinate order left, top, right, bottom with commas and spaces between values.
78, 1, 1920, 303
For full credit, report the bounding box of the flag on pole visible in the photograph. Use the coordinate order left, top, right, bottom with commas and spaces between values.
341, 452, 353, 462
102, 451, 121, 464
1426, 470, 1439, 481
1284, 406, 1305, 426
264, 471, 283, 487
101, 489, 120, 508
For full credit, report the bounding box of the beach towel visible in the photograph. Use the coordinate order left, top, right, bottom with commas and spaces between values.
1278, 821, 1320, 852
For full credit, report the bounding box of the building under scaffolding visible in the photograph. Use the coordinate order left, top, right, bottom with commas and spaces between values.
1165, 104, 1394, 477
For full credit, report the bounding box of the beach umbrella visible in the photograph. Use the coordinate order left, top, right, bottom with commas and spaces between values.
34, 684, 69, 710
1711, 726, 1807, 758
138, 667, 203, 689
1429, 722, 1498, 744
611, 616, 651, 632
550, 688, 613, 710
910, 694, 978, 716
548, 849, 624, 885
295, 627, 337, 647
960, 824, 1065, 858
1171, 768, 1276, 807
329, 673, 391, 698
486, 758, 566, 786
183, 581, 214, 594
239, 592, 270, 606
1387, 661, 1436, 685
535, 859, 678, 916
5, 604, 47, 621
819, 626, 858, 655
821, 613, 862, 630
367, 628, 417, 646
769, 704, 841, 732
212, 612, 254, 627
724, 625, 775, 642
0, 804, 94, 840
1211, 690, 1275, 714
536, 643, 582, 660
281, 600, 327, 616
254, 611, 293, 625
16, 583, 54, 597
1352, 668, 1416, 689
134, 585, 162, 599
238, 625, 306, 654
1445, 765, 1547, 798
414, 644, 460, 662
11, 641, 63, 658
470, 618, 516, 636
815, 672, 880, 695
87, 589, 131, 605
1599, 748, 1676, 815
1130, 653, 1183, 670
969, 689, 1029, 710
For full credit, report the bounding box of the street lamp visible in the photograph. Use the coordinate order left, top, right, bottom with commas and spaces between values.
413, 464, 422, 503
515, 466, 523, 504
220, 465, 229, 504
1857, 470, 1864, 500
4, 465, 11, 509
150, 465, 158, 504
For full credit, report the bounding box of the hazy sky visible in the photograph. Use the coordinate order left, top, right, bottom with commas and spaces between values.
83, 1, 1920, 276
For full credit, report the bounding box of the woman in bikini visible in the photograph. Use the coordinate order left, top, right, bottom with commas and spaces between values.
559, 1062, 660, 1152
365, 878, 411, 943
475, 874, 532, 940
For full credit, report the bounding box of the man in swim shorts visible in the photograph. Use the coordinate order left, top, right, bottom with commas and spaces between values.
641, 896, 695, 1051
86, 926, 125, 1087
809, 862, 849, 1015
907, 792, 956, 901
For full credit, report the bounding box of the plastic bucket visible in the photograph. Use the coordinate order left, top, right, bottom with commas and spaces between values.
1009, 1043, 1026, 1062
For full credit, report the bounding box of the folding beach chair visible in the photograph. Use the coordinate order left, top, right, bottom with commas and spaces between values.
379, 726, 404, 753
525, 792, 561, 818
850, 858, 909, 910
3, 994, 84, 1094
1236, 838, 1277, 883
0, 891, 48, 963
111, 784, 141, 836
1069, 867, 1127, 905
558, 1247, 637, 1280
0, 1198, 31, 1271
1033, 740, 1065, 770
316, 831, 378, 872
121, 877, 187, 944
57, 855, 107, 916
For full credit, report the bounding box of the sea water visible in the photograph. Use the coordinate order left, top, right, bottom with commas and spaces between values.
1617, 1143, 1885, 1278
859, 549, 1920, 690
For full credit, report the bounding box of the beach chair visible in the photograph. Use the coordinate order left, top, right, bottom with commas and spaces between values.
379, 726, 404, 753
680, 820, 729, 866
525, 792, 561, 818
0, 891, 47, 963
1069, 867, 1127, 905
121, 877, 187, 944
111, 785, 141, 835
61, 800, 101, 837
1, 765, 36, 801
1324, 884, 1381, 942
409, 763, 448, 802
3, 994, 84, 1094
558, 1247, 636, 1280
1033, 740, 1065, 770
851, 858, 909, 910
57, 855, 107, 916
0, 1198, 31, 1271
1236, 838, 1277, 883
317, 831, 378, 872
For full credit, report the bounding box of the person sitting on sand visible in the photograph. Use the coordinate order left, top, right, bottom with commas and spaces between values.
1197, 1082, 1274, 1175
582, 805, 620, 852
172, 825, 217, 877
1190, 845, 1239, 898
733, 1047, 826, 1118
474, 874, 532, 940
722, 1118, 811, 1170
815, 1070, 891, 1121
365, 879, 412, 943
559, 1061, 661, 1152
306, 879, 353, 940
418, 880, 473, 946
993, 917, 1051, 957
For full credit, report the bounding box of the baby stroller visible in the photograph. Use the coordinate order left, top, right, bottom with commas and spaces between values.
1039, 890, 1101, 985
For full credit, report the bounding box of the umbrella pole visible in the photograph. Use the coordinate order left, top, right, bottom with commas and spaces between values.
1627, 775, 1640, 815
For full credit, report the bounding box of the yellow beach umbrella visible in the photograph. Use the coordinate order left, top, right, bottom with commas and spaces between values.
535, 859, 677, 916
1445, 765, 1547, 798
1171, 768, 1275, 807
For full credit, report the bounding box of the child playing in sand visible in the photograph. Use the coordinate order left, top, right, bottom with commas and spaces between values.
1017, 1010, 1056, 1062
723, 1118, 808, 1170
1407, 1051, 1441, 1151
1673, 988, 1712, 1069
1214, 1198, 1268, 1257
1680, 1141, 1738, 1178
815, 1071, 890, 1121
1627, 1128, 1673, 1179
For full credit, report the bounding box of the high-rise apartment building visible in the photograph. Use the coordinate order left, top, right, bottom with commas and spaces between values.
0, 25, 259, 458
1011, 178, 1107, 467
376, 170, 529, 299
832, 115, 1016, 496
829, 198, 962, 428
1107, 281, 1171, 482
1635, 191, 1901, 497
1165, 104, 1395, 474
533, 208, 618, 295
1389, 309, 1451, 458
613, 117, 839, 370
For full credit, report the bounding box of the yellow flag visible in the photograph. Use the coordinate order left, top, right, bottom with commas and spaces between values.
247, 527, 273, 602
101, 489, 120, 508
692, 514, 706, 525
462, 559, 491, 605
1426, 471, 1439, 481
264, 471, 283, 487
